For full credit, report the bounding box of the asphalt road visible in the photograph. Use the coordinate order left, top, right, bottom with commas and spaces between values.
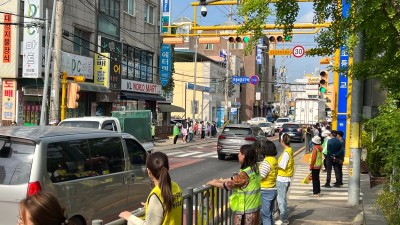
166, 137, 306, 190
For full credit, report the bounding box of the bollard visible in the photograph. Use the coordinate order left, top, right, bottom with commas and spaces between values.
92, 219, 103, 225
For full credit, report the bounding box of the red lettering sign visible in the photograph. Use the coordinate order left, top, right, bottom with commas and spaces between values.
3, 14, 11, 63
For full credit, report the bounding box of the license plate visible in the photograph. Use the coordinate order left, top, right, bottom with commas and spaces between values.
289, 133, 295, 136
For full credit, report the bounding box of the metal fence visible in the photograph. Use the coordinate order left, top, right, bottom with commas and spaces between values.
92, 184, 233, 225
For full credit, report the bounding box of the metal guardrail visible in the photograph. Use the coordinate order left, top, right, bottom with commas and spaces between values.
92, 184, 233, 225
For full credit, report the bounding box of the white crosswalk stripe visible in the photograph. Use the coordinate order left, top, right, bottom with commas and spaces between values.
165, 150, 218, 158
289, 164, 363, 201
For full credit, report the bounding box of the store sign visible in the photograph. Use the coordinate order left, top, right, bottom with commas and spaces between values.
22, 0, 43, 78
161, 0, 171, 33
159, 44, 172, 86
0, 2, 19, 78
122, 79, 162, 95
62, 52, 93, 80
98, 36, 122, 90
94, 53, 110, 88
3, 14, 12, 63
2, 79, 16, 120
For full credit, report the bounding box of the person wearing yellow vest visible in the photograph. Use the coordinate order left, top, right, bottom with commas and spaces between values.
119, 152, 183, 225
309, 136, 323, 197
276, 133, 294, 225
207, 144, 261, 225
258, 140, 278, 225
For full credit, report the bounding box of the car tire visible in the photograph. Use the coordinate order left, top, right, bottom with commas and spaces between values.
218, 153, 225, 160
69, 216, 85, 225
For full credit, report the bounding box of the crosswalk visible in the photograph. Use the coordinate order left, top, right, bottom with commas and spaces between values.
165, 150, 218, 158
289, 164, 363, 201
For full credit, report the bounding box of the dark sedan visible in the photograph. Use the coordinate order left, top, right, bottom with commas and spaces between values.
217, 124, 266, 160
279, 123, 305, 143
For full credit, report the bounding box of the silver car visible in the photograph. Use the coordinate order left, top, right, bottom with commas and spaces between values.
217, 124, 266, 160
259, 122, 275, 137
0, 126, 151, 225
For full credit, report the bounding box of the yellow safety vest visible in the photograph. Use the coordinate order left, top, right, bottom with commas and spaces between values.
260, 156, 277, 188
145, 181, 183, 225
277, 147, 294, 177
309, 147, 323, 168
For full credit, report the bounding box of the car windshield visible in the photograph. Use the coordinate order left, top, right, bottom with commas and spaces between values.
58, 121, 100, 129
0, 139, 36, 185
282, 124, 300, 131
222, 127, 252, 135
258, 123, 271, 127
276, 118, 289, 123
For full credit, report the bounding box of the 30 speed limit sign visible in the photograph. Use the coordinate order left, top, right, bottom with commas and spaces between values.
292, 45, 305, 58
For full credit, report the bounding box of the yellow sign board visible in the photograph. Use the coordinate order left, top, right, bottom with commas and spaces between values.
268, 49, 291, 55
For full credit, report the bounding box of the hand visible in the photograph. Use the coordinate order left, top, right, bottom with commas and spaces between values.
207, 179, 218, 186
141, 202, 146, 207
119, 211, 132, 220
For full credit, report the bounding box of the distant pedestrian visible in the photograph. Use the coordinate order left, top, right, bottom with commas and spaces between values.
173, 123, 180, 144
200, 121, 206, 139
206, 122, 211, 137
276, 133, 294, 225
181, 121, 188, 143
151, 123, 155, 141
335, 131, 345, 186
194, 122, 199, 135
188, 124, 194, 142
321, 130, 331, 171
120, 152, 183, 225
309, 136, 323, 197
211, 121, 217, 137
258, 140, 278, 225
207, 145, 261, 225
18, 192, 76, 225
324, 130, 342, 188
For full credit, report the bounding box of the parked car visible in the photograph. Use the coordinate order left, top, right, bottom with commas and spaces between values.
0, 126, 152, 225
274, 117, 291, 131
258, 122, 275, 137
217, 124, 266, 160
246, 117, 267, 125
278, 123, 305, 142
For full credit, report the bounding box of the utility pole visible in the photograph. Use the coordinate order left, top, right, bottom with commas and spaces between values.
348, 31, 364, 206
40, 0, 57, 125
192, 36, 199, 120
50, 0, 64, 124
224, 39, 230, 123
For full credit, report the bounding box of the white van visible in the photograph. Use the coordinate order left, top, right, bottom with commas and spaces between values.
58, 117, 154, 153
0, 126, 151, 225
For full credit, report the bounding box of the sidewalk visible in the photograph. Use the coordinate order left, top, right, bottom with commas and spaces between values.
285, 150, 387, 225
154, 136, 217, 151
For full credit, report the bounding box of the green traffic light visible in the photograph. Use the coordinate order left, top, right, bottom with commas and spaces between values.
243, 36, 249, 43
320, 87, 327, 93
284, 35, 291, 41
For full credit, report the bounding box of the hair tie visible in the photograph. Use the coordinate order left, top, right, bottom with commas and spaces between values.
61, 218, 69, 225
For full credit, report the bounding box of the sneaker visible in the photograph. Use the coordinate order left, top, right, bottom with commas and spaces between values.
323, 183, 331, 188
275, 220, 283, 225
334, 184, 341, 188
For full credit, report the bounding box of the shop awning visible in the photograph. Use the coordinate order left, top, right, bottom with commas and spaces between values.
121, 91, 166, 102
158, 104, 185, 112
75, 82, 110, 93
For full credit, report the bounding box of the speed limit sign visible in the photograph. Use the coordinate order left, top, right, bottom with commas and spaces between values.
292, 45, 305, 58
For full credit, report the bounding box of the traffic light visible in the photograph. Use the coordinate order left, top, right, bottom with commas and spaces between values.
228, 36, 250, 43
67, 83, 80, 108
199, 0, 206, 4
319, 70, 329, 94
268, 35, 292, 43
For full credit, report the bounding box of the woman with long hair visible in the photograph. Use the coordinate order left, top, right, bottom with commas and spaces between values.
258, 140, 278, 225
276, 133, 294, 225
119, 152, 183, 225
18, 192, 75, 225
207, 144, 261, 225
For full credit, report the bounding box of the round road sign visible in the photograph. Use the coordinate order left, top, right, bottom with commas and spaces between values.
292, 45, 305, 58
250, 75, 259, 85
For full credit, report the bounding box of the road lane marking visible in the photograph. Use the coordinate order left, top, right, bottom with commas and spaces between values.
194, 152, 216, 158
166, 151, 185, 156
176, 151, 202, 157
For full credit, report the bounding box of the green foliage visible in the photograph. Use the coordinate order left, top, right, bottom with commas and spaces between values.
376, 182, 400, 225
364, 94, 400, 177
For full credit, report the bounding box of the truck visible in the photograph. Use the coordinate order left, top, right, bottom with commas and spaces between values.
294, 98, 326, 125
58, 111, 154, 153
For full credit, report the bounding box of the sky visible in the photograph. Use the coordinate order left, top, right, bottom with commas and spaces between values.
170, 0, 331, 82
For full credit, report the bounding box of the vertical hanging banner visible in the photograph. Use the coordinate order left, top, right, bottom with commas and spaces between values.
337, 0, 350, 137
94, 53, 110, 88
0, 1, 20, 77
256, 38, 263, 65
98, 36, 122, 90
2, 79, 17, 121
161, 0, 171, 33
159, 44, 172, 87
22, 0, 43, 78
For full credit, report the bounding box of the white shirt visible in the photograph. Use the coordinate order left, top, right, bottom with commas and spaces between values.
127, 194, 163, 225
277, 152, 291, 182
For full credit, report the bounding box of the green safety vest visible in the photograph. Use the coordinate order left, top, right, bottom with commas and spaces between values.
229, 167, 261, 214
309, 147, 323, 168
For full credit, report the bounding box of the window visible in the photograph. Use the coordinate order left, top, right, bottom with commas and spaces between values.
124, 138, 147, 165
205, 44, 213, 50
144, 3, 154, 24
73, 28, 91, 56
99, 0, 120, 38
124, 0, 135, 16
88, 137, 125, 173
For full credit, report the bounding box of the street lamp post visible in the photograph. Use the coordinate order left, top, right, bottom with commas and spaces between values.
224, 39, 230, 123
192, 36, 199, 120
